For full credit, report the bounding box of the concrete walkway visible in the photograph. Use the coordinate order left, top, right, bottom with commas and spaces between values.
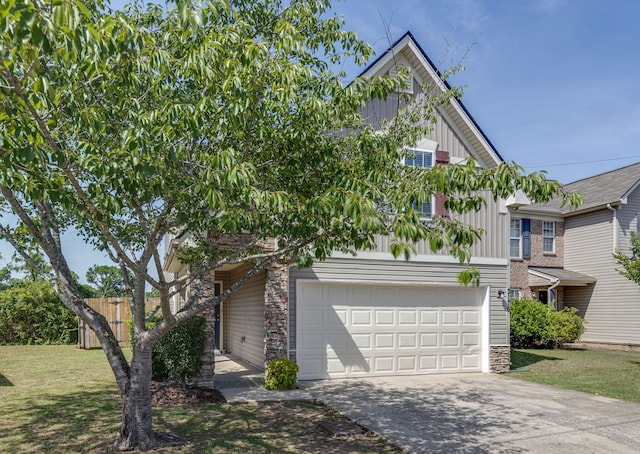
214, 356, 640, 453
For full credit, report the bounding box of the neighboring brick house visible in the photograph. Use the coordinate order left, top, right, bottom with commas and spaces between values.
166, 31, 524, 384
509, 162, 640, 347
508, 214, 594, 309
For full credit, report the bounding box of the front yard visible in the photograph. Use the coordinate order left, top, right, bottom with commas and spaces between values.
0, 345, 400, 453
509, 348, 640, 403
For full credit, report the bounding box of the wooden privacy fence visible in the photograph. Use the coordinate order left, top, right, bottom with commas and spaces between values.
78, 297, 160, 349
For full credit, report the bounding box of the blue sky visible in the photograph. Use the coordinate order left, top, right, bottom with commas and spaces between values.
330, 0, 640, 183
3, 0, 640, 280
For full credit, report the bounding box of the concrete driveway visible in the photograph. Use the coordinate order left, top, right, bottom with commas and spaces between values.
299, 373, 640, 453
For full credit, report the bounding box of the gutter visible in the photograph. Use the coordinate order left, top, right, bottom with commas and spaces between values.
548, 279, 560, 310
606, 203, 619, 252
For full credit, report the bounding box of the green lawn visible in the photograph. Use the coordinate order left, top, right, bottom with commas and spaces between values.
0, 345, 400, 453
509, 348, 640, 403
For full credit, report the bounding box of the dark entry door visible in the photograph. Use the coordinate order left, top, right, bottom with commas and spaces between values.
214, 283, 221, 350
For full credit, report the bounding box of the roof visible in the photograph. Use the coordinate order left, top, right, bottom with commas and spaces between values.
522, 161, 640, 216
356, 31, 504, 167
528, 267, 596, 287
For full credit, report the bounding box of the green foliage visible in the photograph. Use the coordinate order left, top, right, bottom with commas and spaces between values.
150, 315, 206, 384
614, 231, 640, 286
265, 357, 299, 390
510, 297, 584, 348
548, 307, 585, 344
510, 297, 554, 348
0, 280, 77, 345
86, 265, 133, 297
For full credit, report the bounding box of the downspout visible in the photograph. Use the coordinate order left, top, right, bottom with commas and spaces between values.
548, 278, 560, 311
607, 203, 618, 252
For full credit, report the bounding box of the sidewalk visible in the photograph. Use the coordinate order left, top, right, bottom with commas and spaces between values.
213, 353, 312, 403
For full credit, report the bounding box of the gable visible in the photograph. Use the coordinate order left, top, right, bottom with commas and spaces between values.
358, 32, 503, 169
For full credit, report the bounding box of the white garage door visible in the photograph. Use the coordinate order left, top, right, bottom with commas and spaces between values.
297, 282, 485, 379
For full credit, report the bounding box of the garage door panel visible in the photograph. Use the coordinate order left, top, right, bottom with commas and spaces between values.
351, 310, 372, 326
398, 333, 417, 348
441, 355, 460, 369
462, 332, 480, 346
463, 310, 481, 325
397, 356, 417, 372
442, 310, 460, 325
398, 310, 418, 325
420, 310, 438, 325
375, 310, 395, 325
297, 282, 484, 379
462, 354, 480, 369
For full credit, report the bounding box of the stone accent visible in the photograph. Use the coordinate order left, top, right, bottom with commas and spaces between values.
490, 345, 510, 373
193, 272, 219, 389
193, 307, 216, 388
264, 261, 289, 363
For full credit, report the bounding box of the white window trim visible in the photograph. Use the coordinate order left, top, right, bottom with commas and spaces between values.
542, 221, 555, 253
510, 218, 522, 258
403, 148, 434, 219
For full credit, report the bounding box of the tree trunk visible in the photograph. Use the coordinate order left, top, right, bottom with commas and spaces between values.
114, 342, 158, 451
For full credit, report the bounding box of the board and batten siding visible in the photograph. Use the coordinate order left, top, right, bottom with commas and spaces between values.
563, 200, 640, 344
225, 265, 266, 369
288, 257, 509, 355
372, 197, 508, 260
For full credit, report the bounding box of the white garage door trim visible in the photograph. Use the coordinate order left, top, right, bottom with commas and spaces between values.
296, 279, 490, 380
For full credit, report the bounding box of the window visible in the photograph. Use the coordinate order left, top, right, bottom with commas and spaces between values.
510, 218, 521, 258
509, 288, 522, 300
404, 149, 433, 217
543, 221, 555, 253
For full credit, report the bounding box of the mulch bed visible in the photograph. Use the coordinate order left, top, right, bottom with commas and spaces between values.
151, 381, 226, 406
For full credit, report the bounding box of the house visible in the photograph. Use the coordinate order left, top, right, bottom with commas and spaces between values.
509, 162, 640, 346
165, 31, 516, 383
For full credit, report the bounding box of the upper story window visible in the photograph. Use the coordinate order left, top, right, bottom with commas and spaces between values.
542, 221, 555, 253
510, 218, 531, 259
404, 149, 433, 218
510, 218, 521, 258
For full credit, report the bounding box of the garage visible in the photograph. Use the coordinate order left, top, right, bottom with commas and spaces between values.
296, 281, 487, 379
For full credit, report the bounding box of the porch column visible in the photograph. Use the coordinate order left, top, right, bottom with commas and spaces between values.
194, 271, 217, 388
264, 261, 289, 363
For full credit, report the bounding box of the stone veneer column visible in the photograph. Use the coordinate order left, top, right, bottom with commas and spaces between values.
193, 272, 217, 389
489, 345, 510, 373
264, 261, 289, 363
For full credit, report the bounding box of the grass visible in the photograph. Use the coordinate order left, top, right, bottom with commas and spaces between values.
509, 348, 640, 403
0, 345, 400, 453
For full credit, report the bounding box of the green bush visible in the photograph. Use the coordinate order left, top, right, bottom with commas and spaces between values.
264, 357, 299, 390
510, 297, 585, 348
129, 313, 206, 383
0, 280, 77, 345
549, 307, 585, 344
150, 315, 206, 383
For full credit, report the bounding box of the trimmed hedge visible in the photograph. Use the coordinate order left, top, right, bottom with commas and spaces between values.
510, 297, 584, 348
0, 280, 77, 345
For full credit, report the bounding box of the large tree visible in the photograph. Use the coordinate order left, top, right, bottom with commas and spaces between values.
0, 0, 579, 450
86, 264, 134, 297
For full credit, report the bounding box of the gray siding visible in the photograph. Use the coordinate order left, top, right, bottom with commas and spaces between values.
373, 197, 508, 259
288, 257, 509, 355
564, 200, 640, 344
226, 265, 266, 368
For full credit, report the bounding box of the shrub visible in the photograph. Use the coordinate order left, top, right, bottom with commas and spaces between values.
510, 297, 585, 348
264, 357, 299, 390
549, 307, 585, 344
129, 314, 206, 383
152, 315, 206, 383
0, 280, 77, 345
510, 297, 553, 348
